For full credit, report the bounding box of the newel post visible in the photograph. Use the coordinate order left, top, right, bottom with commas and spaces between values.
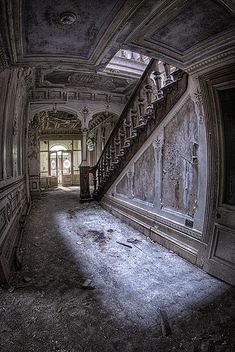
80, 128, 91, 202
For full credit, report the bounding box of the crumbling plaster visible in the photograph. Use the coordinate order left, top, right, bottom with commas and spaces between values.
103, 76, 207, 266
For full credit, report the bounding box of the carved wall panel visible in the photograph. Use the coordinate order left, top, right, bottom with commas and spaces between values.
162, 98, 199, 216
133, 145, 155, 203
116, 174, 128, 196
0, 179, 28, 282
0, 67, 32, 282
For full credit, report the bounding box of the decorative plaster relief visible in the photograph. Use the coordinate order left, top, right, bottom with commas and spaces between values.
153, 136, 164, 208
28, 115, 40, 175
193, 87, 204, 124
133, 144, 155, 203
162, 97, 199, 216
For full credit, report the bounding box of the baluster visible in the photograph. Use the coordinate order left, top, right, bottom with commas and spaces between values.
120, 122, 125, 147
93, 169, 97, 192
100, 158, 105, 183
103, 152, 108, 178
110, 140, 115, 167
114, 130, 121, 161
125, 112, 131, 139
119, 122, 126, 155
97, 165, 101, 187
120, 49, 126, 58
140, 54, 145, 63
163, 62, 173, 85
106, 144, 112, 172
131, 102, 138, 128
145, 73, 154, 114
138, 88, 145, 117
130, 102, 138, 138
138, 87, 146, 126
152, 60, 163, 99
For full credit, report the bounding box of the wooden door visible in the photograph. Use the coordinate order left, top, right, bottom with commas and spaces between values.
204, 80, 235, 286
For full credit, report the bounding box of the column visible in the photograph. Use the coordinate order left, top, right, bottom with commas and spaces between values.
28, 114, 41, 199
80, 128, 91, 201
190, 79, 207, 231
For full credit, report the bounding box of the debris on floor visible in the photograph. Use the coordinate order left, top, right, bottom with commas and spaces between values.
76, 241, 84, 245
107, 229, 114, 233
127, 238, 142, 244
159, 309, 172, 337
81, 279, 95, 290
23, 276, 31, 283
116, 241, 132, 248
0, 188, 234, 352
7, 286, 15, 293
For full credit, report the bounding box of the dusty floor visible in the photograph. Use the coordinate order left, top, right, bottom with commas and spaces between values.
0, 187, 234, 352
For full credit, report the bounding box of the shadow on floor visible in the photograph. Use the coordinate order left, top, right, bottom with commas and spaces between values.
0, 188, 234, 352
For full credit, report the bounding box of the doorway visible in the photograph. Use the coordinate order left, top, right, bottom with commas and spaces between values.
202, 67, 235, 286
40, 139, 81, 188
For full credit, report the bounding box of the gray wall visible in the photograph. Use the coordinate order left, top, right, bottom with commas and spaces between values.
102, 77, 208, 265
0, 68, 30, 282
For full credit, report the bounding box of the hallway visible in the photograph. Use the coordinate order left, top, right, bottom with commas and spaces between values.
0, 188, 234, 352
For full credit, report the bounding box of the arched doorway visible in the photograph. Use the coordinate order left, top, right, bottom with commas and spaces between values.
40, 139, 82, 188
28, 110, 82, 195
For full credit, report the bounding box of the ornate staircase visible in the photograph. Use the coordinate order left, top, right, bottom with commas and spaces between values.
89, 59, 188, 201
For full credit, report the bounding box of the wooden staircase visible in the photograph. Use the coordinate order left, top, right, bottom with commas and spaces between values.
89, 59, 188, 201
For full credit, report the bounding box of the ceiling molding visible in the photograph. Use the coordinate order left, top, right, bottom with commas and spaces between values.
2, 0, 235, 74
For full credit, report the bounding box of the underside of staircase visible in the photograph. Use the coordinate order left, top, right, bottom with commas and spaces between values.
88, 59, 188, 201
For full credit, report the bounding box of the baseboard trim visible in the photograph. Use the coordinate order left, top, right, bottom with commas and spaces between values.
101, 195, 205, 266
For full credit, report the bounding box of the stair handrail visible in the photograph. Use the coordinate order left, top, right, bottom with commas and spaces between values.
88, 58, 187, 200
90, 58, 156, 172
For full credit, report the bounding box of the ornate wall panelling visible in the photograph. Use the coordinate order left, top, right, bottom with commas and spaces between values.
103, 77, 208, 266
161, 97, 199, 220
0, 67, 33, 186
30, 89, 126, 105
0, 180, 27, 282
0, 67, 33, 282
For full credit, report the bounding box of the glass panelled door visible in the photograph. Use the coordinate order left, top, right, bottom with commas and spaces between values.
49, 152, 58, 177
62, 151, 72, 175
40, 140, 81, 187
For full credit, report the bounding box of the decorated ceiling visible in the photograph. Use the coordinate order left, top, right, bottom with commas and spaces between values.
22, 0, 126, 59
1, 0, 234, 74
35, 111, 82, 135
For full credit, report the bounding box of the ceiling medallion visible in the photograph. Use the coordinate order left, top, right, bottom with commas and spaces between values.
59, 12, 77, 25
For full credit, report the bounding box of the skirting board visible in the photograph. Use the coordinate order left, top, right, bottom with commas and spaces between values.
101, 195, 205, 266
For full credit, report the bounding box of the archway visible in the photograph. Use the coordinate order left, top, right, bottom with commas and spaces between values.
28, 109, 82, 196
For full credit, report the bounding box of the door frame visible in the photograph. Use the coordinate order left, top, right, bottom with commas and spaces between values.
200, 63, 235, 285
